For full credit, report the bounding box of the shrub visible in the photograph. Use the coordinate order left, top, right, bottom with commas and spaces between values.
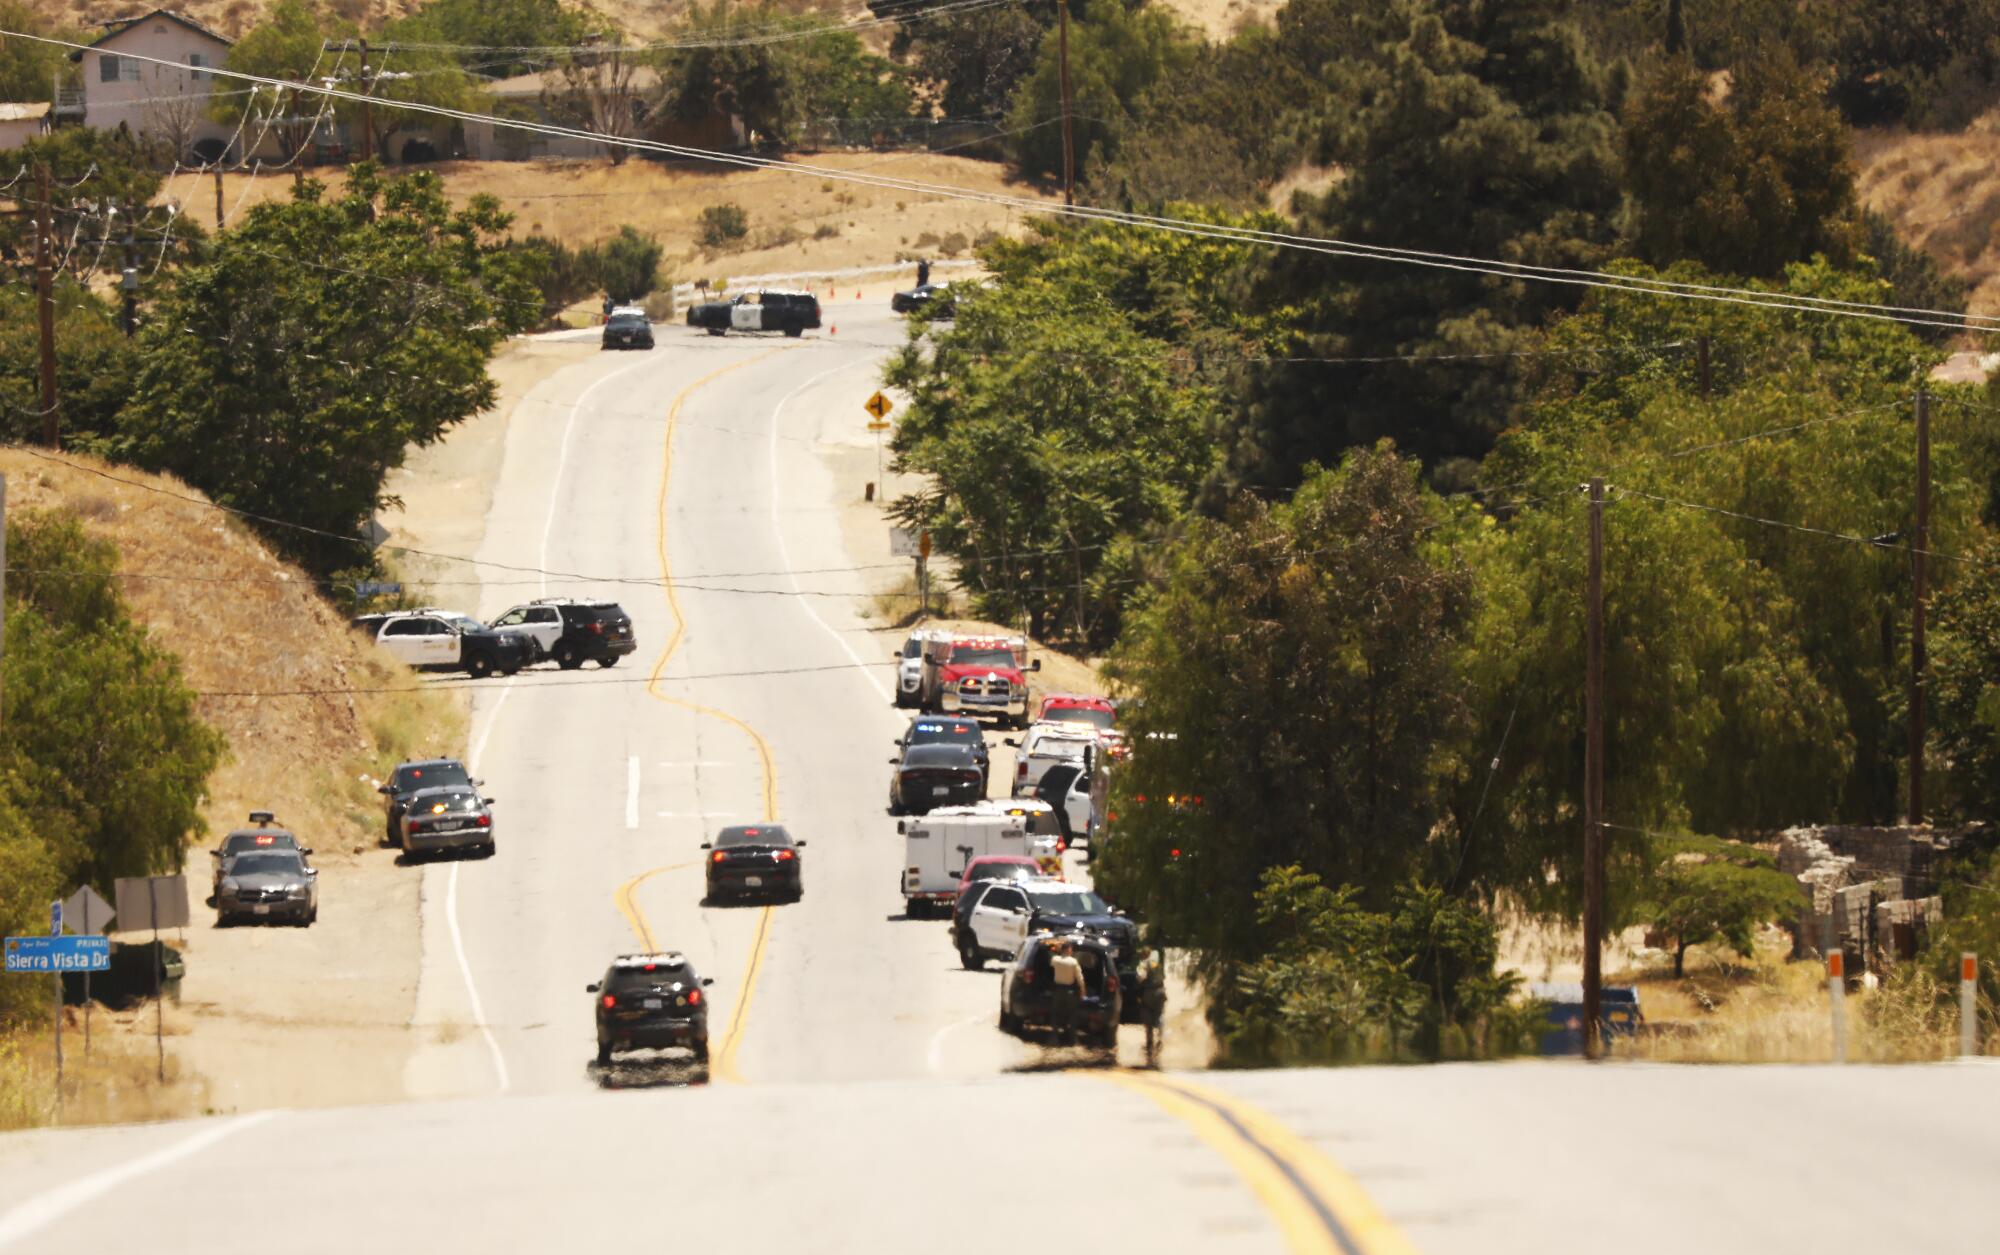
813, 222, 840, 240
586, 226, 665, 303
938, 230, 969, 257
697, 203, 750, 249
643, 289, 678, 321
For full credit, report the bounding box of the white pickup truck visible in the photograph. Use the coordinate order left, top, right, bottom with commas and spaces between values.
899, 809, 1029, 917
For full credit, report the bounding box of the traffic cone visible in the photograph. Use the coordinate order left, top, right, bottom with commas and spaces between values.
855, 290, 862, 300
830, 324, 838, 336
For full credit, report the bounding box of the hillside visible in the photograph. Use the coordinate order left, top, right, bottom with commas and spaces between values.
199, 151, 1053, 280
1855, 119, 2000, 321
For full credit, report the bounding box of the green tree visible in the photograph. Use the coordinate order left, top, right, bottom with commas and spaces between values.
0, 282, 135, 447
1927, 537, 2000, 821
114, 166, 539, 572
506, 234, 599, 322
1634, 835, 1803, 976
0, 127, 190, 283
0, 0, 76, 104
1622, 50, 1860, 278
1234, 2, 1624, 488
1825, 0, 2000, 127
341, 19, 487, 162
1095, 446, 1476, 970
905, 6, 1047, 119
587, 225, 664, 302
216, 0, 346, 162
406, 0, 593, 80
1005, 3, 1197, 185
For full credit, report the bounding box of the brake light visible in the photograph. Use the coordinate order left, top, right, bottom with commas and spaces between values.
587, 622, 604, 635
687, 988, 703, 1006
744, 827, 760, 836
1017, 761, 1028, 777
1107, 973, 1120, 994
712, 851, 727, 864
601, 994, 616, 1009
476, 814, 491, 827
254, 835, 274, 845
1019, 968, 1035, 983
775, 850, 796, 862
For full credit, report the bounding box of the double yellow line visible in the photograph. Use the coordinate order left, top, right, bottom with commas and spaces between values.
615, 348, 793, 1085
1099, 1071, 1420, 1255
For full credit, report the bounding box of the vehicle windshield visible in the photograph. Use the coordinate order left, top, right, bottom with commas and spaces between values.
949, 646, 1017, 667
968, 862, 1036, 883
1044, 706, 1116, 731
1026, 888, 1110, 916
1030, 737, 1090, 761
415, 790, 483, 815
908, 719, 983, 748
223, 832, 295, 854
717, 825, 791, 847
394, 763, 469, 793
440, 613, 488, 633
606, 963, 690, 993
607, 315, 647, 328
904, 743, 975, 766
227, 852, 305, 878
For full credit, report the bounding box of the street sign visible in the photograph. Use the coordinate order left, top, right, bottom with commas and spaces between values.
114, 875, 190, 933
863, 390, 894, 421
364, 517, 392, 550
50, 900, 61, 936
889, 528, 918, 558
63, 886, 114, 935
354, 580, 402, 597
866, 419, 892, 432
4, 936, 111, 973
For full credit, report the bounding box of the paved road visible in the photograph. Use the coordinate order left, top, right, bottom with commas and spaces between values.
4, 309, 1997, 1254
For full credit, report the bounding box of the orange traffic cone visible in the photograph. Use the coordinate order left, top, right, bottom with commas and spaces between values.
830, 324, 838, 336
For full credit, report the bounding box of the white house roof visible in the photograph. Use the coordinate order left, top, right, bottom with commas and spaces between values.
86, 9, 233, 50
0, 102, 52, 121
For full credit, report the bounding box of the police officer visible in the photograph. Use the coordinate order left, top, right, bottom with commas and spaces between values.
1136, 949, 1168, 1067
1048, 936, 1084, 1046
916, 257, 931, 288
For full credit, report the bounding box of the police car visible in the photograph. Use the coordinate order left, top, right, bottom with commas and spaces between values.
684, 289, 822, 337
588, 952, 714, 1067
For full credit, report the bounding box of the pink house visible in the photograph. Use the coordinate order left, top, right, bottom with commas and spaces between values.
59, 9, 237, 161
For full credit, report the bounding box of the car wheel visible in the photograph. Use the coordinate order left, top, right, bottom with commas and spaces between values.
959, 936, 984, 971
305, 907, 318, 926
596, 654, 619, 668
707, 327, 726, 337
692, 1038, 710, 1065
554, 643, 584, 670
784, 326, 802, 337
596, 1040, 612, 1066
1097, 1023, 1119, 1050
1000, 1009, 1020, 1035
466, 652, 494, 679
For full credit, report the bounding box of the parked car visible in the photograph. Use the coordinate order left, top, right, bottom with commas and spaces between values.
957, 878, 1136, 973
899, 809, 1030, 917
590, 952, 713, 1066
378, 759, 480, 845
602, 310, 654, 350
215, 847, 318, 927
1034, 694, 1127, 758
997, 931, 1122, 1047
916, 635, 1040, 725
397, 784, 496, 859
949, 855, 1042, 950
363, 610, 533, 678
890, 283, 957, 318
497, 598, 635, 670
893, 628, 949, 708
702, 824, 806, 902
889, 742, 985, 816
685, 289, 821, 337
210, 811, 310, 899
895, 715, 991, 792
1006, 723, 1098, 798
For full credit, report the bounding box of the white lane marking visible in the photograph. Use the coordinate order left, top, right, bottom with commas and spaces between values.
626, 755, 640, 829
768, 359, 894, 702
449, 356, 659, 1096
926, 1012, 988, 1075
446, 861, 510, 1092
0, 1111, 280, 1247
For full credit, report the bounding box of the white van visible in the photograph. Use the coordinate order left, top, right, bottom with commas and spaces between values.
900, 810, 1029, 916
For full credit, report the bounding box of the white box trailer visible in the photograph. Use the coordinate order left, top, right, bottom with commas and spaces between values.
900, 810, 1028, 917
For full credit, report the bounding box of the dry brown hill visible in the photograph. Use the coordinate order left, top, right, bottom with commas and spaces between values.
1856, 119, 2000, 322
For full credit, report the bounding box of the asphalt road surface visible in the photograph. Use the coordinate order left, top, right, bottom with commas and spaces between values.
3, 307, 1997, 1254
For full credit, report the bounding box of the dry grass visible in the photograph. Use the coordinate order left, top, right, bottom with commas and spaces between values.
1156, 0, 1283, 41
0, 1011, 211, 1131
0, 448, 465, 871
197, 152, 1050, 280
1855, 116, 2000, 320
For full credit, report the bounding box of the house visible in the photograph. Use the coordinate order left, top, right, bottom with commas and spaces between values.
0, 101, 52, 149
460, 67, 743, 162
56, 9, 236, 161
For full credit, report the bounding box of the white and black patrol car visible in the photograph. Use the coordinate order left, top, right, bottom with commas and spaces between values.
353, 609, 534, 678
685, 289, 822, 337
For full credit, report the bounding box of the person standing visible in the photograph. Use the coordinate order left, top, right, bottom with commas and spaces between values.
1048, 937, 1084, 1046
916, 257, 931, 288
1136, 949, 1167, 1067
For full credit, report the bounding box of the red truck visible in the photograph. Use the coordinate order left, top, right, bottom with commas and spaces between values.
920, 634, 1040, 727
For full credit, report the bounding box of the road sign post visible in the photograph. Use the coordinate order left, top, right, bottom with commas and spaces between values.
50, 901, 61, 1097
1828, 949, 1847, 1064
864, 392, 895, 498
64, 885, 113, 1056
1962, 953, 1979, 1058
116, 875, 187, 1083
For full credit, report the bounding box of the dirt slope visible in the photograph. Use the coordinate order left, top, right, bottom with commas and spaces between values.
1855, 120, 2000, 320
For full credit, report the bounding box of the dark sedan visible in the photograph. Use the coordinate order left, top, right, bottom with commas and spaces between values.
889, 742, 985, 815
398, 784, 496, 859
378, 759, 479, 846
601, 311, 655, 350
896, 716, 990, 792
890, 283, 956, 318
702, 824, 806, 902
215, 849, 318, 927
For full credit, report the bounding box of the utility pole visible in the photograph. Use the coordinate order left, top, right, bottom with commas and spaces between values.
2, 472, 8, 734
213, 165, 224, 231
1910, 389, 1931, 826
323, 37, 376, 162
120, 203, 138, 336
33, 165, 59, 449
1056, 0, 1075, 207
1583, 478, 1607, 1060
1696, 335, 1712, 402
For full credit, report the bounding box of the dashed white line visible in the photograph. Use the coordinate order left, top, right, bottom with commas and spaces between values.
626, 755, 640, 829
446, 861, 511, 1092
0, 1111, 280, 1247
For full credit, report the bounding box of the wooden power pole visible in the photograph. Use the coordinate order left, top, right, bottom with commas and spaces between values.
33, 165, 59, 449
1056, 0, 1074, 207
1583, 478, 1607, 1060
214, 165, 224, 231
1911, 390, 1931, 825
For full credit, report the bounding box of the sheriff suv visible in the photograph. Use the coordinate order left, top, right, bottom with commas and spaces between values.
589, 952, 714, 1067
490, 598, 636, 669
685, 289, 821, 337
357, 610, 533, 678
601, 308, 654, 351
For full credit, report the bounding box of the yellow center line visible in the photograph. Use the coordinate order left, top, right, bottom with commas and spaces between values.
615, 345, 796, 1086
1093, 1071, 1421, 1255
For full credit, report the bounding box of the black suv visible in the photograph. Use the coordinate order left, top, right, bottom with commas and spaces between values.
378, 758, 481, 845
998, 932, 1122, 1047
538, 598, 637, 669
702, 824, 806, 902
601, 310, 654, 351
896, 716, 991, 793
889, 742, 985, 815
589, 952, 713, 1066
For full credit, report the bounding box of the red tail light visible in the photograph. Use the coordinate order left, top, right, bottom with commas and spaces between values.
687, 988, 703, 1006
587, 622, 604, 635
1017, 761, 1028, 777
1019, 968, 1036, 983
1107, 973, 1120, 994
775, 849, 796, 862
711, 851, 727, 864
476, 815, 491, 827
600, 994, 616, 1009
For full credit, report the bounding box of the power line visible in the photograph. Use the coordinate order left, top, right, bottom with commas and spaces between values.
5, 28, 1991, 336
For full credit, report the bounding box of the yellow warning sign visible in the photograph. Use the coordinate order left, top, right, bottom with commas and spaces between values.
863, 390, 894, 421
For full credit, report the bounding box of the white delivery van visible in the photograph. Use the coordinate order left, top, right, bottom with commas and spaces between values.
900, 809, 1029, 917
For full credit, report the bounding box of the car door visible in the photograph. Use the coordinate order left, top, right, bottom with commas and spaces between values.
417, 617, 459, 665
1033, 764, 1083, 839
377, 618, 428, 665
514, 605, 562, 654
972, 885, 1028, 955
731, 293, 762, 331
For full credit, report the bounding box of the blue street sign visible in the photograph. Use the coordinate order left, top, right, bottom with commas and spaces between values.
354, 580, 402, 597
50, 900, 61, 935
4, 935, 110, 973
